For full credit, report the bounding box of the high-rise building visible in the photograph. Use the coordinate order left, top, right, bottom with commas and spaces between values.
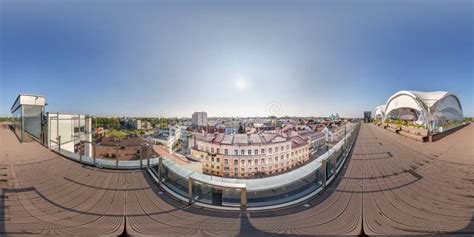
192, 112, 208, 127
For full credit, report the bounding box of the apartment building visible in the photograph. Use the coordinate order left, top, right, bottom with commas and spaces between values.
192, 112, 208, 127
189, 132, 310, 177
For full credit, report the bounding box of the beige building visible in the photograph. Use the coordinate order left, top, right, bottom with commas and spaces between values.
190, 132, 311, 177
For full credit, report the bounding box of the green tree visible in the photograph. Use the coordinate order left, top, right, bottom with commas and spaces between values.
238, 123, 245, 134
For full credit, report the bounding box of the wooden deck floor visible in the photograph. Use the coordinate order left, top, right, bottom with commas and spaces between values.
0, 123, 472, 235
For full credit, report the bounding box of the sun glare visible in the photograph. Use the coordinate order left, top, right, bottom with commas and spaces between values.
235, 77, 247, 90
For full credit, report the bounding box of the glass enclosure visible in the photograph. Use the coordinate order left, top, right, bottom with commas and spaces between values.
23, 105, 43, 142
10, 105, 44, 143
11, 107, 22, 142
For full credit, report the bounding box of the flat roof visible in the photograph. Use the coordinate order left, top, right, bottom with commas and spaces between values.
11, 93, 46, 113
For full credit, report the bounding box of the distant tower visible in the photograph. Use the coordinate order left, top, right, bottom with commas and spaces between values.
192, 112, 208, 127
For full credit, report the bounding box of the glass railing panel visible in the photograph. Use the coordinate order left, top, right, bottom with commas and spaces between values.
192, 181, 213, 205
247, 167, 323, 207
162, 165, 189, 197
59, 148, 80, 161
222, 188, 241, 206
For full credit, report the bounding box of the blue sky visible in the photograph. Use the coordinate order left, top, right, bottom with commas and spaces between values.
1, 0, 472, 117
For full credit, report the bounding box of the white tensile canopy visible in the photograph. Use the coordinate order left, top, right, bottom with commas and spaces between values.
384, 90, 463, 128
374, 105, 386, 120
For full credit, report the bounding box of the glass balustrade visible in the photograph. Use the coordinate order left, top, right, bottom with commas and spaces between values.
150, 123, 360, 209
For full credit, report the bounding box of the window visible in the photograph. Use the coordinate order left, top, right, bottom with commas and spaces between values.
234, 150, 238, 155
241, 149, 245, 155
241, 168, 244, 172
286, 154, 289, 159
234, 160, 238, 165
254, 159, 258, 165
286, 145, 289, 150
261, 159, 265, 164
281, 146, 284, 151
248, 160, 252, 165
248, 149, 252, 155
216, 158, 220, 162
211, 148, 214, 153
234, 168, 238, 173
275, 157, 278, 162
269, 148, 272, 154
211, 165, 214, 168
275, 147, 279, 152
74, 126, 85, 133
225, 149, 228, 155
211, 157, 214, 162
216, 148, 220, 154
224, 159, 228, 164
254, 149, 258, 155
281, 155, 284, 160
261, 148, 265, 154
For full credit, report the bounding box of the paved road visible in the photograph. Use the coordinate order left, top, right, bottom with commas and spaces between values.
0, 123, 472, 235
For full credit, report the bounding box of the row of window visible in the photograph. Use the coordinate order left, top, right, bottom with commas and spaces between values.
223, 150, 308, 166
223, 163, 305, 177
199, 144, 292, 156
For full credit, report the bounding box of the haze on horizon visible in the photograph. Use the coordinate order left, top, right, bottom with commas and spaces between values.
1, 0, 473, 118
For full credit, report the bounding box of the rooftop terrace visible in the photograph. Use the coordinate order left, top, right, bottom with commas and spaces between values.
0, 123, 472, 235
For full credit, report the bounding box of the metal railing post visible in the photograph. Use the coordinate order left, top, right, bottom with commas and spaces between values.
158, 157, 163, 183
140, 147, 143, 168
115, 144, 119, 168
240, 188, 247, 211
322, 159, 327, 188
57, 136, 61, 152
93, 143, 96, 166
188, 178, 193, 205
147, 145, 150, 168
79, 141, 83, 163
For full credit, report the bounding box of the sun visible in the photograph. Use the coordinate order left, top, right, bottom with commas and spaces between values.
235, 77, 247, 90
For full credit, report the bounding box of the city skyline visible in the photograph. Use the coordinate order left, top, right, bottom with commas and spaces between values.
1, 0, 473, 117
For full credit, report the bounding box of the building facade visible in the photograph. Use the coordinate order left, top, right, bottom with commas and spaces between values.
192, 112, 208, 127
190, 132, 311, 177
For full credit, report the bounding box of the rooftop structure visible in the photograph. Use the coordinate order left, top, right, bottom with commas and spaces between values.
374, 104, 386, 120
10, 94, 46, 143
383, 90, 463, 131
